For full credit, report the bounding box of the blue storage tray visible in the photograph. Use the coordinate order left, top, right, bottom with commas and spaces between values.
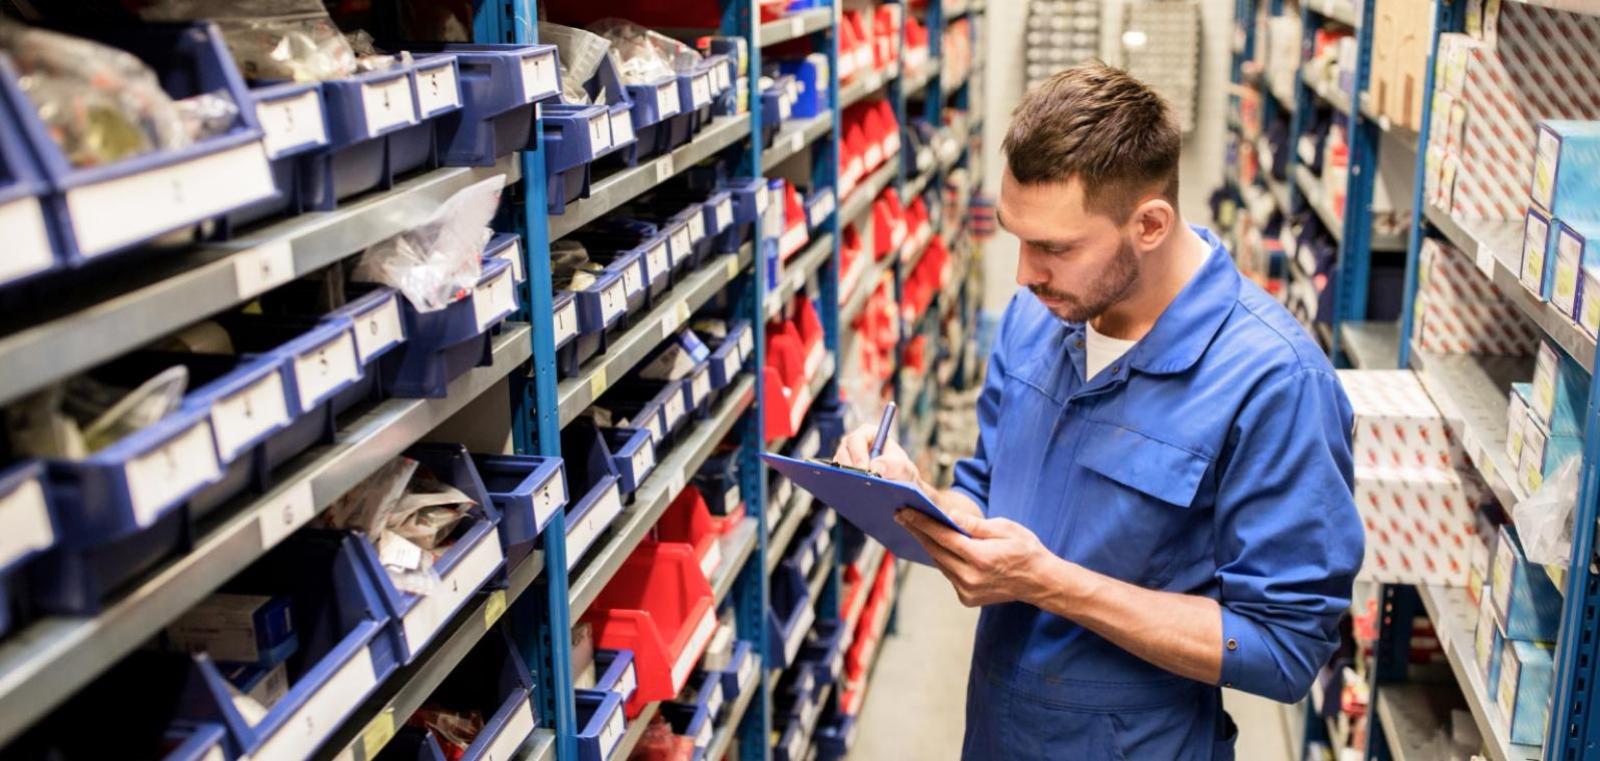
579, 245, 649, 318
563, 269, 628, 378
0, 24, 275, 263
692, 453, 742, 518
553, 289, 591, 378
798, 619, 848, 685
795, 509, 835, 584
406, 623, 540, 761
414, 44, 559, 167
816, 713, 859, 761
594, 648, 639, 702
705, 321, 750, 390
307, 65, 423, 211
543, 103, 611, 214
389, 56, 463, 180
778, 58, 828, 118
352, 444, 505, 664
716, 178, 768, 249
612, 379, 689, 445
598, 426, 656, 498
575, 689, 627, 761
182, 531, 399, 760
380, 255, 517, 398
473, 452, 566, 561
767, 560, 816, 670
811, 397, 849, 462
0, 53, 61, 288
625, 74, 684, 160
219, 313, 364, 472
29, 505, 188, 616
659, 696, 714, 760
577, 224, 669, 305
221, 80, 331, 236
761, 77, 796, 138
594, 385, 667, 452
326, 285, 410, 415
702, 639, 757, 702
556, 421, 625, 571
682, 359, 715, 418
0, 462, 54, 637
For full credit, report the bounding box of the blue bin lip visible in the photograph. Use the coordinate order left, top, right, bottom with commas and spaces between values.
0, 460, 56, 572
603, 102, 638, 152
625, 74, 683, 127
543, 102, 613, 171
257, 313, 363, 415
683, 359, 714, 409
699, 191, 734, 237
412, 43, 561, 106
659, 217, 694, 272
327, 286, 409, 365
474, 452, 568, 539
552, 289, 580, 350
162, 721, 230, 761
177, 350, 295, 464
598, 425, 655, 493
248, 80, 331, 160
574, 687, 627, 743
484, 232, 523, 284
407, 54, 464, 120
319, 66, 422, 147
594, 648, 638, 701
599, 249, 646, 301
46, 400, 217, 496
571, 266, 628, 334
676, 63, 717, 114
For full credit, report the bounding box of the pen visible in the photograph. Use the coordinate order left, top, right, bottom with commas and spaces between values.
870, 402, 897, 459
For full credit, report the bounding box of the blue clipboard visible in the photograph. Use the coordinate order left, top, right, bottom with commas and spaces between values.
761, 452, 970, 566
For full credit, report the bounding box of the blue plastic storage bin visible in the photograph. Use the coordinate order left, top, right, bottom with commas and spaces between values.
705, 320, 750, 391
799, 619, 848, 685
387, 57, 462, 181
380, 255, 517, 398
218, 313, 364, 473
574, 689, 627, 761
624, 73, 684, 160
400, 623, 540, 761
0, 53, 62, 288
692, 453, 742, 518
472, 452, 567, 563
659, 695, 714, 760
715, 177, 768, 250
760, 76, 796, 141
0, 462, 54, 637
544, 102, 614, 214
594, 648, 639, 703
594, 384, 667, 453
778, 58, 829, 118
351, 444, 505, 664
682, 359, 715, 418
582, 244, 649, 324
664, 63, 715, 150
556, 421, 625, 571
598, 426, 656, 498
561, 266, 628, 377
612, 379, 689, 446
768, 560, 816, 670
553, 288, 589, 377
816, 713, 859, 761
325, 285, 410, 415
220, 80, 331, 236
414, 44, 560, 167
703, 639, 757, 702
576, 227, 665, 308
308, 65, 422, 211
0, 24, 275, 263
182, 531, 400, 761
806, 187, 836, 231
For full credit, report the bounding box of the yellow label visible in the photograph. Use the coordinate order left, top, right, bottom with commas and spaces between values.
1556, 260, 1579, 304
725, 256, 740, 279
678, 302, 692, 325
589, 366, 609, 400
484, 589, 508, 627
360, 710, 396, 759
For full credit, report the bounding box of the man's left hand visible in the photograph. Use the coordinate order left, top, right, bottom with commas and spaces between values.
896, 508, 1057, 608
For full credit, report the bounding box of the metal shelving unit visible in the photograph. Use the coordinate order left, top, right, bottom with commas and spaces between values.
1416, 585, 1544, 761
1340, 320, 1400, 369
768, 234, 838, 321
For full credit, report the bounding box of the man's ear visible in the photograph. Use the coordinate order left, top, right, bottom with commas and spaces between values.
1129, 196, 1177, 252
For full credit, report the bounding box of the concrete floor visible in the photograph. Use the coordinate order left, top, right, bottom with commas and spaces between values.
849, 565, 1297, 760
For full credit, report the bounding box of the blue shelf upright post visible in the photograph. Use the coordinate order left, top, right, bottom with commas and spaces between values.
1395, 0, 1455, 368
817, 2, 847, 624
1329, 0, 1381, 363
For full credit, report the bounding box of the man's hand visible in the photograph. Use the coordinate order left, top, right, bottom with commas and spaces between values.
897, 508, 1058, 608
834, 423, 919, 483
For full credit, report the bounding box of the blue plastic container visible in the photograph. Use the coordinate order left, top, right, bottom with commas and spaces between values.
577, 226, 666, 308
703, 639, 757, 702
401, 623, 540, 761
816, 713, 859, 761
544, 102, 614, 214
381, 255, 517, 398
325, 285, 410, 415
561, 265, 628, 377
218, 314, 364, 473
595, 384, 668, 452
574, 689, 627, 761
659, 695, 714, 760
0, 53, 62, 288
798, 619, 848, 685
761, 76, 796, 141
413, 44, 560, 167
385, 55, 463, 183
624, 73, 684, 160
778, 57, 829, 118
594, 648, 638, 702
612, 379, 690, 446
767, 560, 816, 670
0, 24, 274, 264
556, 421, 625, 571
0, 462, 54, 637
308, 65, 422, 211
352, 444, 505, 664
553, 288, 587, 377
581, 245, 648, 326
220, 80, 331, 236
682, 359, 715, 418
704, 320, 750, 391
472, 452, 566, 562
577, 54, 642, 168
692, 453, 742, 518
716, 177, 769, 250
665, 61, 718, 149
806, 187, 837, 231
598, 426, 656, 498
181, 531, 400, 760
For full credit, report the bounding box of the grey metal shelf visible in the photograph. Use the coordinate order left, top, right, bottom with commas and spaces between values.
1376, 684, 1454, 761
0, 156, 521, 409
712, 517, 760, 604
762, 113, 835, 172
1304, 0, 1359, 26
1409, 350, 1530, 525
318, 544, 548, 761
840, 62, 900, 110
767, 491, 815, 574
1416, 584, 1544, 761
839, 161, 899, 227
0, 323, 534, 747
1340, 321, 1400, 369
556, 247, 753, 427
1425, 205, 1597, 373
767, 233, 838, 322
548, 117, 752, 241
569, 375, 756, 619
757, 7, 834, 47
705, 662, 762, 761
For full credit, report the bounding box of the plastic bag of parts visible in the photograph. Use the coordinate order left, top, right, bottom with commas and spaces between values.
550, 239, 604, 291
0, 21, 193, 167
1514, 455, 1581, 568
344, 30, 411, 73
538, 21, 610, 105
410, 707, 486, 756
5, 365, 189, 459
323, 456, 477, 594
587, 17, 701, 85
353, 174, 504, 312
137, 0, 360, 82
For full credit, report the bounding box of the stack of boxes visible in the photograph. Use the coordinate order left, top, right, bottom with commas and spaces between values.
1368, 0, 1433, 132
1521, 121, 1600, 337
1341, 370, 1492, 587
1414, 237, 1540, 356
1504, 342, 1585, 496
1023, 0, 1100, 91
1472, 525, 1564, 745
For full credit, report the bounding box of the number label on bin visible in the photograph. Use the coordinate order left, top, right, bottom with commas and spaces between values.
756, 185, 771, 214
671, 607, 720, 689
403, 528, 504, 649
809, 191, 835, 224
715, 64, 731, 93
535, 468, 567, 527
566, 485, 623, 570
631, 444, 655, 485
737, 329, 754, 361
695, 719, 713, 750
610, 110, 635, 147
520, 51, 560, 103
475, 269, 518, 332
716, 199, 734, 231
292, 332, 360, 412
671, 226, 693, 261
587, 113, 612, 155
353, 294, 405, 363
663, 390, 687, 430
645, 243, 670, 285
484, 697, 537, 761
597, 700, 625, 761
554, 297, 579, 347
619, 259, 644, 298
125, 422, 221, 526
656, 81, 682, 117
256, 89, 328, 158
599, 279, 627, 324
704, 681, 724, 725
617, 661, 638, 700
257, 480, 315, 550
699, 538, 722, 579
361, 76, 418, 137
636, 411, 664, 448
0, 196, 53, 284
211, 369, 291, 462
738, 652, 757, 690
723, 484, 741, 513
415, 62, 461, 117
691, 367, 712, 408
0, 476, 52, 566
691, 74, 712, 109
687, 212, 706, 243
251, 646, 379, 761
494, 239, 525, 284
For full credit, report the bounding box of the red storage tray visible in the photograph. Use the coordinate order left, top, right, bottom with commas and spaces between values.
779, 181, 809, 260
655, 486, 723, 580
584, 542, 718, 717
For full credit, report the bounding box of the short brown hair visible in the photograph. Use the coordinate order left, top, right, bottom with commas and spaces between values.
1003, 61, 1181, 220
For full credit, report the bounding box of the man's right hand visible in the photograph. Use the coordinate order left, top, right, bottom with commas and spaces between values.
834, 423, 920, 483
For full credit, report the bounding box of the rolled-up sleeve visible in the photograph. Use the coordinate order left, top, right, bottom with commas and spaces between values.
1214, 368, 1363, 702
949, 295, 1020, 514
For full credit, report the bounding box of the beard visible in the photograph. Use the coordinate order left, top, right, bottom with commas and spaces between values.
1030, 239, 1141, 323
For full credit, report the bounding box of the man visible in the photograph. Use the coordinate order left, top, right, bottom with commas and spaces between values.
833, 62, 1364, 759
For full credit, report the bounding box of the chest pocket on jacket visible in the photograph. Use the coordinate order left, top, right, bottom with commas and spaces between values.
1072, 420, 1214, 585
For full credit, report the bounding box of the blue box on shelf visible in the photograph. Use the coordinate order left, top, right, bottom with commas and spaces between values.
181, 531, 400, 760
599, 425, 657, 498
578, 241, 651, 318
387, 57, 462, 182
572, 52, 640, 168
795, 509, 835, 583
473, 452, 567, 562
0, 53, 62, 289
580, 222, 672, 304
414, 44, 561, 167
324, 285, 410, 415
1520, 206, 1560, 301
217, 80, 330, 237
218, 313, 364, 474
715, 177, 769, 249
768, 560, 817, 670
799, 619, 849, 685
1500, 639, 1556, 745
351, 444, 506, 664
1490, 525, 1564, 642
308, 65, 423, 210
693, 453, 742, 518
1531, 119, 1600, 223
778, 55, 830, 119
621, 73, 684, 162
703, 320, 750, 391
811, 396, 848, 457
683, 359, 715, 418
594, 384, 668, 454
806, 187, 836, 231
574, 689, 627, 761
561, 262, 629, 376
1553, 218, 1600, 323
660, 692, 716, 760
698, 190, 737, 254
0, 23, 275, 264
553, 289, 581, 367
815, 713, 859, 761
613, 378, 691, 445
594, 648, 639, 703
379, 253, 518, 398
761, 76, 797, 141
398, 623, 540, 761
557, 421, 626, 571
544, 102, 615, 214
0, 462, 55, 637
702, 639, 757, 702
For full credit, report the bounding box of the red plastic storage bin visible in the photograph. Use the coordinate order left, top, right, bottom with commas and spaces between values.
779, 181, 810, 259
874, 6, 902, 69
584, 542, 719, 717
655, 486, 723, 580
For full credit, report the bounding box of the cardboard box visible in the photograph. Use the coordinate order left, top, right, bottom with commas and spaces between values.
1499, 639, 1556, 745
165, 593, 297, 665
1341, 370, 1466, 470
1553, 218, 1600, 322
1581, 264, 1600, 339
1521, 207, 1559, 300
1519, 417, 1582, 494
1531, 120, 1600, 220
1490, 525, 1565, 642
1475, 591, 1505, 691
1505, 382, 1532, 468
1530, 341, 1585, 437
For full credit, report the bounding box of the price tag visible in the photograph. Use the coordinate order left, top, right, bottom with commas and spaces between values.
415, 61, 461, 117
600, 279, 627, 323
589, 365, 609, 401
359, 710, 396, 761
256, 89, 327, 158
588, 113, 613, 154
620, 259, 644, 297
632, 444, 655, 484
0, 196, 52, 283
474, 268, 517, 331
610, 110, 635, 147
717, 199, 734, 230
655, 156, 676, 183
361, 75, 418, 137
258, 480, 315, 550
495, 238, 526, 284
0, 476, 52, 566
292, 331, 360, 410
520, 51, 560, 103
671, 227, 693, 260
211, 369, 290, 462
234, 241, 295, 300
125, 422, 220, 526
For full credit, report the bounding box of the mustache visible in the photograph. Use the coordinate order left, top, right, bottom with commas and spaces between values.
1029, 284, 1073, 302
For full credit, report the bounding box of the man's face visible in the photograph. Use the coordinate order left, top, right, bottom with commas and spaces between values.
998, 170, 1140, 323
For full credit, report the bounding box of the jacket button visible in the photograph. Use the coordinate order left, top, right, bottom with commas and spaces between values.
1075, 339, 1084, 349
1111, 364, 1120, 374
1226, 638, 1238, 651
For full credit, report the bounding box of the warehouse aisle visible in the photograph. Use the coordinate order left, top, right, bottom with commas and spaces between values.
849, 565, 1294, 759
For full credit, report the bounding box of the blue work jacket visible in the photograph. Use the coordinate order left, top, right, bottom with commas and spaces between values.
953, 228, 1363, 760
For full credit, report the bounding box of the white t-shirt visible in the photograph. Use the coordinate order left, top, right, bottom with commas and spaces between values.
1085, 321, 1138, 380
